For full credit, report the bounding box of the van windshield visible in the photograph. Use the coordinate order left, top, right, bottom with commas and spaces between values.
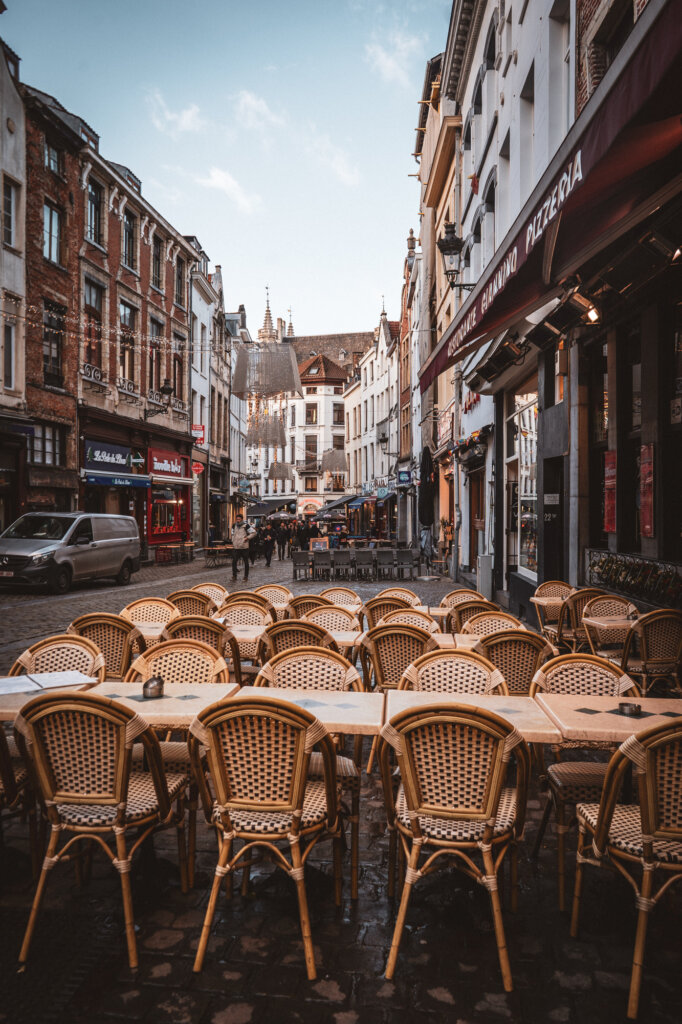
2, 515, 76, 540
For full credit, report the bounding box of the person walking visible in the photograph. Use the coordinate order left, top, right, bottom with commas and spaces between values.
263, 523, 275, 567
231, 514, 253, 583
276, 524, 287, 561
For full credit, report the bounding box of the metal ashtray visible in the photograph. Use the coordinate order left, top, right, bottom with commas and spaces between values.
619, 702, 642, 716
143, 676, 165, 699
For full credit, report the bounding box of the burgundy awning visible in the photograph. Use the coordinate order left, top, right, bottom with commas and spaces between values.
419, 0, 682, 393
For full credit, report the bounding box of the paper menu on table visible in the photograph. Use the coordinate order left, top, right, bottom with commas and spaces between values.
29, 672, 98, 689
0, 676, 42, 695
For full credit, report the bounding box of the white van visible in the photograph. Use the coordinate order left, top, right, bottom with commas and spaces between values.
0, 512, 141, 593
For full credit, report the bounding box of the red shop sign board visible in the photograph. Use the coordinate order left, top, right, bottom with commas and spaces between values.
640, 443, 654, 538
192, 462, 204, 475
603, 451, 616, 534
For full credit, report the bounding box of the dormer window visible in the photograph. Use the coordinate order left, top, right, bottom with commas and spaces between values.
308, 365, 319, 375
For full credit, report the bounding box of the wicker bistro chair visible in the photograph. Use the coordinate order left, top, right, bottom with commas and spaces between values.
378, 704, 530, 989
188, 696, 344, 979
213, 603, 273, 663
167, 589, 219, 618
461, 611, 524, 637
446, 599, 499, 634
377, 587, 421, 607
531, 580, 575, 638
320, 586, 361, 606
530, 654, 639, 910
570, 718, 682, 1020
303, 605, 361, 632
614, 609, 682, 696
10, 634, 106, 684
286, 594, 335, 619
67, 614, 145, 681
254, 584, 293, 619
375, 549, 396, 579
313, 549, 333, 580
292, 550, 313, 581
14, 692, 188, 970
162, 617, 243, 686
398, 649, 508, 695
440, 588, 484, 609
582, 594, 639, 659
477, 630, 555, 696
254, 648, 364, 897
191, 582, 229, 606
257, 620, 339, 664
360, 595, 412, 631
360, 624, 432, 694
0, 725, 38, 875
332, 548, 353, 580
120, 597, 180, 626
544, 587, 604, 653
221, 591, 276, 619
354, 548, 375, 580
395, 549, 416, 580
124, 638, 230, 687
380, 609, 440, 633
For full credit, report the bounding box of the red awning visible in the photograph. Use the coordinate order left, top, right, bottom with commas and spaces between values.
419, 0, 682, 393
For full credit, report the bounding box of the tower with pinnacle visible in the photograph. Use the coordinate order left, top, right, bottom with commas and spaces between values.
257, 286, 278, 342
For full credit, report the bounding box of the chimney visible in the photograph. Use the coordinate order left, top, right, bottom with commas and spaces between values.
238, 303, 246, 329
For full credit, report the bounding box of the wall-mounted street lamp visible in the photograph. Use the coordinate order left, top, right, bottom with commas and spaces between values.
437, 222, 475, 291
144, 378, 174, 419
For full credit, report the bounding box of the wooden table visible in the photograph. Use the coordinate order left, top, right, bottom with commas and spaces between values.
130, 621, 167, 642
425, 633, 483, 652
204, 545, 231, 568
582, 614, 637, 643
0, 673, 105, 721
386, 691, 561, 743
534, 693, 682, 743
87, 682, 238, 728
329, 629, 365, 649
235, 685, 385, 735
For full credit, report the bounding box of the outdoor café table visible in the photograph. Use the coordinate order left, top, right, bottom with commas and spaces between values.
130, 620, 167, 642
213, 621, 267, 660
234, 685, 385, 735
386, 691, 562, 744
425, 633, 484, 652
581, 614, 638, 645
0, 671, 100, 721
328, 629, 365, 650
86, 681, 239, 729
534, 693, 682, 743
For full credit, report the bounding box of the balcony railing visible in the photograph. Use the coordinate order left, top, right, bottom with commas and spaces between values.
171, 397, 188, 415
147, 388, 164, 405
295, 459, 321, 474
376, 418, 390, 444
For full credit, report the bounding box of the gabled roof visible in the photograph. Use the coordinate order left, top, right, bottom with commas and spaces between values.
21, 83, 99, 147
298, 353, 347, 382
387, 320, 401, 341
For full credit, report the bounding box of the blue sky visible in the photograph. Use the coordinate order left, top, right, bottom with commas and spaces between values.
2, 0, 451, 336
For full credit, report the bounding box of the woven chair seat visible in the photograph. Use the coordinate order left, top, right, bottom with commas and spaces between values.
308, 751, 358, 779
236, 639, 259, 660
56, 771, 187, 827
577, 802, 682, 864
395, 785, 517, 842
211, 779, 330, 835
133, 741, 190, 772
547, 762, 608, 803
612, 656, 676, 676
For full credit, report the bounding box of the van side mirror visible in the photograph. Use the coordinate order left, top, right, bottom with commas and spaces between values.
76, 535, 90, 546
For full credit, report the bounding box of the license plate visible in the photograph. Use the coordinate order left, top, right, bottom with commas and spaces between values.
0, 571, 13, 577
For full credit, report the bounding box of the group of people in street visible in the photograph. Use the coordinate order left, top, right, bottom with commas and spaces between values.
229, 515, 353, 578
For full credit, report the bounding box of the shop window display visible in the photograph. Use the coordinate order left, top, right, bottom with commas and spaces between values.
505, 377, 538, 579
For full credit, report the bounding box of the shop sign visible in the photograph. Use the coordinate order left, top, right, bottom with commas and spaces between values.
377, 486, 388, 500
437, 408, 453, 446
375, 477, 388, 489
397, 470, 412, 486
85, 440, 131, 472
603, 451, 616, 534
192, 424, 205, 444
362, 482, 374, 495
640, 444, 654, 538
238, 478, 250, 492
149, 449, 184, 476
192, 462, 204, 475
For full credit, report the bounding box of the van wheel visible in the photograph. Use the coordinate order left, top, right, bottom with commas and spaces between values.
117, 561, 132, 586
50, 565, 71, 595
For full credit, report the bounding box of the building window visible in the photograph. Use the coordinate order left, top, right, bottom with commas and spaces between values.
175, 256, 185, 306
290, 405, 296, 428
86, 180, 103, 245
123, 209, 136, 269
172, 333, 185, 402
152, 235, 163, 289
305, 386, 317, 394
3, 323, 14, 389
305, 477, 317, 492
149, 319, 163, 392
43, 301, 65, 385
506, 376, 538, 578
83, 280, 103, 369
27, 423, 66, 466
332, 433, 344, 451
332, 473, 345, 491
305, 403, 318, 425
119, 301, 136, 383
3, 178, 18, 247
44, 141, 62, 175
43, 203, 62, 264
333, 402, 344, 425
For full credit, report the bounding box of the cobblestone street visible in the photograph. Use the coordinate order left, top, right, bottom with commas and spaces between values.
1, 565, 681, 1023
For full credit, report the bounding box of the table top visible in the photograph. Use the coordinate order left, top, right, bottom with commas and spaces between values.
216, 622, 267, 641
426, 633, 483, 651
130, 621, 167, 638
89, 681, 238, 727
0, 671, 98, 697
530, 594, 570, 608
535, 694, 682, 742
386, 692, 561, 744
235, 685, 384, 735
582, 614, 637, 629
328, 629, 365, 648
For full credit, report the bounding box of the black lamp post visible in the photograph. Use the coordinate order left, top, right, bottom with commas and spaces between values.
437, 222, 475, 291
144, 378, 175, 419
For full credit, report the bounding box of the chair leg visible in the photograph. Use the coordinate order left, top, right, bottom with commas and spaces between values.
19, 825, 59, 964
569, 824, 586, 938
386, 841, 420, 979
187, 783, 198, 889
482, 845, 513, 992
510, 843, 519, 913
366, 736, 378, 775
532, 794, 554, 859
176, 801, 189, 894
628, 866, 654, 1020
556, 800, 569, 911
350, 780, 360, 900
333, 833, 343, 907
387, 828, 397, 901
194, 835, 231, 973
290, 838, 317, 980
114, 830, 138, 970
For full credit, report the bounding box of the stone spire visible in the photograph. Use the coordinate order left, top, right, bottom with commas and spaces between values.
258, 285, 277, 342
287, 307, 295, 337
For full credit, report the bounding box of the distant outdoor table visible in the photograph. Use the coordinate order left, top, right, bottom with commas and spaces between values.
534, 693, 682, 743
386, 691, 561, 744
530, 595, 572, 609
427, 606, 450, 621
130, 621, 167, 642
0, 672, 101, 721
328, 629, 365, 649
582, 614, 638, 643
235, 685, 384, 735
205, 545, 231, 568
88, 681, 238, 729
425, 633, 483, 652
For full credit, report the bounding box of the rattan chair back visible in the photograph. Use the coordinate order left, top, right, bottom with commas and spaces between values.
125, 639, 229, 685
620, 610, 682, 690
254, 584, 293, 605
303, 606, 361, 632
477, 630, 554, 695
440, 589, 484, 609
360, 624, 431, 691
462, 611, 523, 636
286, 594, 336, 618
10, 634, 106, 683
67, 613, 144, 681
320, 586, 360, 606
399, 649, 508, 694
120, 597, 180, 625
255, 647, 362, 691
191, 581, 229, 605
381, 609, 439, 633
582, 595, 639, 655
447, 599, 498, 633
361, 595, 412, 630
222, 591, 276, 618
377, 587, 420, 607
215, 602, 273, 629
167, 589, 218, 617
531, 580, 574, 634
554, 588, 604, 649
162, 617, 242, 686
530, 653, 637, 697
258, 620, 338, 663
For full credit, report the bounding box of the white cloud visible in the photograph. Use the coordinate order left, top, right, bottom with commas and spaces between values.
235, 90, 285, 132
196, 166, 262, 215
148, 90, 207, 136
306, 132, 360, 187
365, 28, 425, 87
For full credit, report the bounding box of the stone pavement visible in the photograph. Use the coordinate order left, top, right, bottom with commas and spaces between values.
1, 570, 681, 1023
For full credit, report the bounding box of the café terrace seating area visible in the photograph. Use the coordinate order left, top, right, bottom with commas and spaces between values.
1, 580, 682, 1021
